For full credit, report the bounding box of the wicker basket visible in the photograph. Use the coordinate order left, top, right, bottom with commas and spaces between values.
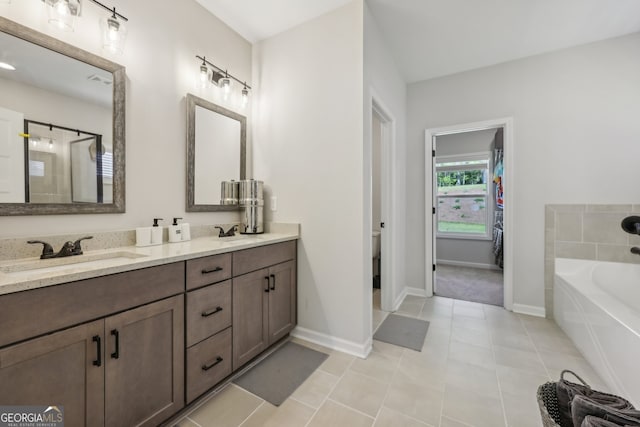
537, 370, 589, 427
537, 380, 562, 427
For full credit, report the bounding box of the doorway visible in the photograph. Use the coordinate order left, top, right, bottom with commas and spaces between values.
425, 118, 513, 310
370, 94, 395, 316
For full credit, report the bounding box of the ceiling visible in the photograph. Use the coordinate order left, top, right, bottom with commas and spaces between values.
196, 0, 640, 83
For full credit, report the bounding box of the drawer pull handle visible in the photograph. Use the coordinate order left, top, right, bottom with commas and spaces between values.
202, 266, 223, 274
202, 356, 223, 371
111, 329, 120, 359
201, 306, 223, 317
270, 274, 276, 291
264, 276, 270, 292
92, 335, 102, 367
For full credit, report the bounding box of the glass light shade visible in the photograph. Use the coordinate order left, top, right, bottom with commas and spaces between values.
102, 14, 127, 54
241, 87, 249, 107
220, 77, 232, 99
47, 0, 79, 32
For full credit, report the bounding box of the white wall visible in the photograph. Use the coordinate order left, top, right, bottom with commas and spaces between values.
364, 3, 408, 307
372, 112, 381, 234
0, 0, 250, 236
407, 32, 640, 310
436, 129, 496, 267
252, 2, 367, 354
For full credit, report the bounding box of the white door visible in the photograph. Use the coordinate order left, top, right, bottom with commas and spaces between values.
0, 106, 25, 203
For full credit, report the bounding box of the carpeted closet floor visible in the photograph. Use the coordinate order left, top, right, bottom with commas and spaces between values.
435, 264, 503, 306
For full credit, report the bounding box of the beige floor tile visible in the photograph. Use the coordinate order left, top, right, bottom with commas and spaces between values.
405, 295, 428, 304
373, 309, 389, 331
372, 339, 405, 358
397, 301, 424, 317
319, 350, 355, 377
502, 391, 543, 427
485, 317, 528, 335
496, 366, 550, 399
176, 418, 200, 427
493, 345, 546, 376
373, 407, 431, 427
350, 348, 400, 383
453, 304, 486, 320
307, 400, 374, 427
383, 375, 444, 426
239, 400, 315, 427
452, 316, 490, 333
419, 301, 453, 320
451, 323, 492, 348
330, 371, 388, 417
529, 331, 582, 357
537, 351, 609, 391
490, 329, 536, 352
290, 369, 340, 409
445, 359, 500, 397
188, 384, 263, 427
448, 340, 496, 369
440, 416, 473, 427
394, 360, 447, 392
442, 385, 506, 427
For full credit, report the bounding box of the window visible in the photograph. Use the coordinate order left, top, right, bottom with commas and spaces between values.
436, 152, 492, 239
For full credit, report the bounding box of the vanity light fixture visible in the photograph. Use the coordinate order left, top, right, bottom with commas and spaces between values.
199, 57, 209, 87
42, 0, 81, 32
195, 55, 251, 104
41, 0, 129, 53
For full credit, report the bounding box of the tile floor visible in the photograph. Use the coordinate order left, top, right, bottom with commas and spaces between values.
175, 291, 608, 427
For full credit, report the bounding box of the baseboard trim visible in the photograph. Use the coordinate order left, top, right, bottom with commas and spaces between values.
290, 326, 371, 359
405, 287, 427, 297
513, 303, 546, 318
437, 259, 502, 271
393, 287, 408, 310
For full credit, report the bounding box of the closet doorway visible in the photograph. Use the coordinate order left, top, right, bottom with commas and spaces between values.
425, 118, 513, 310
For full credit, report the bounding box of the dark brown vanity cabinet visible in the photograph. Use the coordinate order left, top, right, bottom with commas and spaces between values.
185, 254, 233, 403
232, 241, 297, 370
0, 263, 185, 427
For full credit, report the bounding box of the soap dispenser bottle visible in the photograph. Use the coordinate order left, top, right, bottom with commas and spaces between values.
151, 218, 163, 245
169, 217, 183, 243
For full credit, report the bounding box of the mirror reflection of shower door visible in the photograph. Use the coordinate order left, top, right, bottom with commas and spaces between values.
26, 121, 104, 204
71, 136, 102, 203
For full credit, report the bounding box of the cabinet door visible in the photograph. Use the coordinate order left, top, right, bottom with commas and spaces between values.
268, 260, 297, 344
0, 320, 105, 427
232, 268, 269, 370
104, 295, 184, 427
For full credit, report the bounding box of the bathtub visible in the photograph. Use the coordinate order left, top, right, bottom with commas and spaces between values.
554, 258, 640, 406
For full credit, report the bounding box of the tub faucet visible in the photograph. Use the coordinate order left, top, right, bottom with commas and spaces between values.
631, 247, 640, 255
621, 216, 640, 235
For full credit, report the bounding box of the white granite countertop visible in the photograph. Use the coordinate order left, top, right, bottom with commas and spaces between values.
0, 231, 299, 296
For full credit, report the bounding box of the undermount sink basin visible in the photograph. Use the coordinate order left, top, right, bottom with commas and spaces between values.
0, 251, 148, 276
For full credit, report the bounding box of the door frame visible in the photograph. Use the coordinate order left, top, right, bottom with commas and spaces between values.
369, 89, 396, 313
425, 117, 514, 310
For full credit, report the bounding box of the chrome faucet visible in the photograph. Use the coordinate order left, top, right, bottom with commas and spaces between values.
631, 247, 640, 256
28, 236, 93, 259
215, 225, 238, 238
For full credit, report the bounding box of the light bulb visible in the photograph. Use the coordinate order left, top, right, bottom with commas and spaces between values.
107, 17, 120, 41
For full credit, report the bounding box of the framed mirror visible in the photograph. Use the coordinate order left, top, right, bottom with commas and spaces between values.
0, 16, 125, 215
186, 93, 246, 212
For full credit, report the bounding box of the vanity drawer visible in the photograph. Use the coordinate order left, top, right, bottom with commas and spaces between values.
186, 253, 232, 290
233, 241, 296, 276
186, 327, 232, 403
186, 280, 232, 347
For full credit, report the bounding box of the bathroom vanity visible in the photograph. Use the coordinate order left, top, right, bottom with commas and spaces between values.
0, 232, 298, 427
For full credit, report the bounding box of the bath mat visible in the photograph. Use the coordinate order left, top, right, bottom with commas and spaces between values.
233, 341, 328, 406
373, 314, 429, 351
